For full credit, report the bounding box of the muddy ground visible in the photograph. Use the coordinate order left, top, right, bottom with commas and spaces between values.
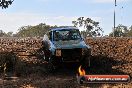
0, 55, 131, 88
0, 37, 131, 88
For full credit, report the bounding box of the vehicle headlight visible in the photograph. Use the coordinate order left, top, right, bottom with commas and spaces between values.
56, 49, 61, 56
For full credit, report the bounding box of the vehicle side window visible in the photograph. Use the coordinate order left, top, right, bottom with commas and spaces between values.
47, 31, 52, 40
53, 31, 63, 41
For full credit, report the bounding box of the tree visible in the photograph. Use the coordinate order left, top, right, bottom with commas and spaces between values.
15, 23, 57, 37
0, 0, 14, 9
72, 17, 103, 37
109, 24, 128, 37
127, 26, 132, 37
0, 30, 7, 37
6, 31, 13, 37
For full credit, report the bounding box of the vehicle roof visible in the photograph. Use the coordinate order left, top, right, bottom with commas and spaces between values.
50, 27, 79, 31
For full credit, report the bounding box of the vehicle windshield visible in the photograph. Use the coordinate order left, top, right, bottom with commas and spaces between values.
53, 29, 81, 41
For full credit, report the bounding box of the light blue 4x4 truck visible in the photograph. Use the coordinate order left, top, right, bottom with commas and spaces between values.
42, 27, 91, 71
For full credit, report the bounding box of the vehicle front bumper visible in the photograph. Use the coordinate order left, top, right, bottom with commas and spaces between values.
54, 48, 91, 62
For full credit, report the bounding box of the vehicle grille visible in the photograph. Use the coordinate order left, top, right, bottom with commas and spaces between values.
61, 48, 82, 61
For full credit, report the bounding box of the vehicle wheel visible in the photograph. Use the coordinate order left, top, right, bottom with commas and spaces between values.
41, 49, 52, 62
45, 56, 57, 72
81, 55, 91, 69
45, 61, 56, 72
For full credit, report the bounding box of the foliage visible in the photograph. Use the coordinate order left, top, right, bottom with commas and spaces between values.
72, 17, 103, 37
6, 31, 13, 37
0, 30, 14, 37
15, 23, 57, 37
109, 24, 131, 37
0, 0, 14, 9
127, 26, 132, 37
1, 22, 132, 37
0, 30, 7, 37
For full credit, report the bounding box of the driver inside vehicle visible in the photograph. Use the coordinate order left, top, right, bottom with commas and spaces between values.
54, 32, 62, 41
67, 31, 73, 39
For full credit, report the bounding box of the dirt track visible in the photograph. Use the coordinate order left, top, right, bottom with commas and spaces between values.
0, 37, 131, 88
0, 60, 131, 88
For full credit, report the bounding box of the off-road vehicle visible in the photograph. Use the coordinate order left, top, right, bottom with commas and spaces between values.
42, 27, 91, 71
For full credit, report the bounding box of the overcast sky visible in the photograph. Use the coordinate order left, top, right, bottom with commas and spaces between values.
0, 0, 132, 35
